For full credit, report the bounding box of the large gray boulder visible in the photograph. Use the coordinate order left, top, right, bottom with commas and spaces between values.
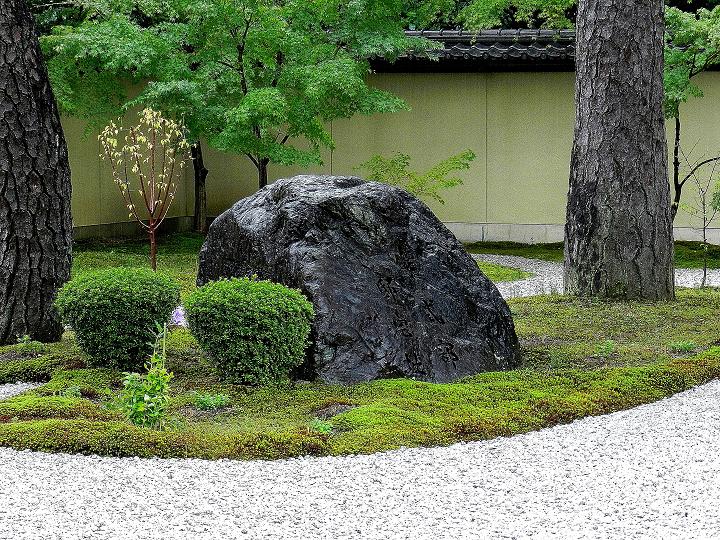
197, 175, 520, 384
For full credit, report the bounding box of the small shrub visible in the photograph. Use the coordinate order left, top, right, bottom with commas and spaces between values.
184, 278, 315, 385
15, 336, 45, 355
194, 392, 230, 411
116, 326, 173, 430
668, 340, 698, 354
55, 268, 180, 371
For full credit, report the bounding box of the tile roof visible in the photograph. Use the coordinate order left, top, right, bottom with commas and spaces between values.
376, 29, 576, 71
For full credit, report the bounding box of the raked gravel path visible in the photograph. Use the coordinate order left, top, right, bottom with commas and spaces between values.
474, 253, 720, 298
1, 380, 720, 538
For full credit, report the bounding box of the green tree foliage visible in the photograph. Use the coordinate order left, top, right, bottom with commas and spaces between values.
457, 0, 719, 30
458, 0, 575, 29
359, 149, 475, 204
42, 0, 437, 188
665, 6, 720, 120
665, 5, 720, 219
29, 0, 86, 35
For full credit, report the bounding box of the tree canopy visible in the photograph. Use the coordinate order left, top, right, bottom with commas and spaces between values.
42, 0, 439, 187
665, 5, 720, 119
457, 0, 719, 30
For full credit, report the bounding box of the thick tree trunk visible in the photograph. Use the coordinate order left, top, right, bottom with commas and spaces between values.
191, 141, 208, 234
564, 0, 674, 300
0, 0, 73, 343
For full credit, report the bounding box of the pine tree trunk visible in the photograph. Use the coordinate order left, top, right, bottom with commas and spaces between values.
191, 142, 208, 234
0, 0, 73, 343
564, 0, 674, 300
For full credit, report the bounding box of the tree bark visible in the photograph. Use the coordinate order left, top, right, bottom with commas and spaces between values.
0, 0, 73, 343
671, 115, 682, 221
258, 158, 269, 190
191, 141, 208, 234
564, 0, 674, 300
149, 225, 157, 271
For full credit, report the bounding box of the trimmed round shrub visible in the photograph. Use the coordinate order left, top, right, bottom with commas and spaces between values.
55, 268, 180, 371
184, 278, 314, 385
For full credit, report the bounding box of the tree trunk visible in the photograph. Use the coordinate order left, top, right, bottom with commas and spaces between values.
149, 226, 157, 271
564, 0, 674, 300
671, 115, 681, 221
191, 141, 208, 234
258, 158, 269, 190
0, 0, 73, 344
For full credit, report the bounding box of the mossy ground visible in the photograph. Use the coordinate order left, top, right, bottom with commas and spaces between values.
73, 233, 203, 298
476, 261, 532, 282
466, 240, 720, 269
2, 285, 719, 460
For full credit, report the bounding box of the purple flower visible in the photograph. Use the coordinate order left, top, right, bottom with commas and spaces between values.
171, 306, 188, 327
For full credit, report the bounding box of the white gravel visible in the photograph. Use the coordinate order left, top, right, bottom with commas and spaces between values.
474, 253, 564, 298
0, 382, 39, 400
0, 380, 719, 538
474, 253, 720, 298
2, 258, 720, 538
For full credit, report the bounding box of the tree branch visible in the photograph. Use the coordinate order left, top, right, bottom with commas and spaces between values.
681, 156, 720, 188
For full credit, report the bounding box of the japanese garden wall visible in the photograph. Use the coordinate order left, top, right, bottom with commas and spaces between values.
63, 70, 720, 243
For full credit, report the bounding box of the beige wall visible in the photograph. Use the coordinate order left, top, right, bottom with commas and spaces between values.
63, 70, 720, 240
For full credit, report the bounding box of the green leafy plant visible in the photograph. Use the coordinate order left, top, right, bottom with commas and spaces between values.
117, 325, 174, 430
193, 392, 231, 411
309, 418, 333, 436
55, 268, 180, 371
668, 340, 698, 353
184, 278, 314, 385
359, 150, 476, 204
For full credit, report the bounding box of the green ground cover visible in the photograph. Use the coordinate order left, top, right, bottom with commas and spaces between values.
1, 287, 718, 460
466, 240, 720, 269
73, 233, 203, 298
476, 261, 532, 282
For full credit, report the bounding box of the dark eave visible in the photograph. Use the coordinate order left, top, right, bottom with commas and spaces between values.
374, 29, 577, 73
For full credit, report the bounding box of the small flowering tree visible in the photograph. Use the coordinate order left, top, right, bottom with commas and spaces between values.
99, 109, 190, 270
680, 148, 720, 287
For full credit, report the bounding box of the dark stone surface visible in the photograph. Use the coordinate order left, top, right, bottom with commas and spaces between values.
198, 175, 520, 384
314, 403, 356, 420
